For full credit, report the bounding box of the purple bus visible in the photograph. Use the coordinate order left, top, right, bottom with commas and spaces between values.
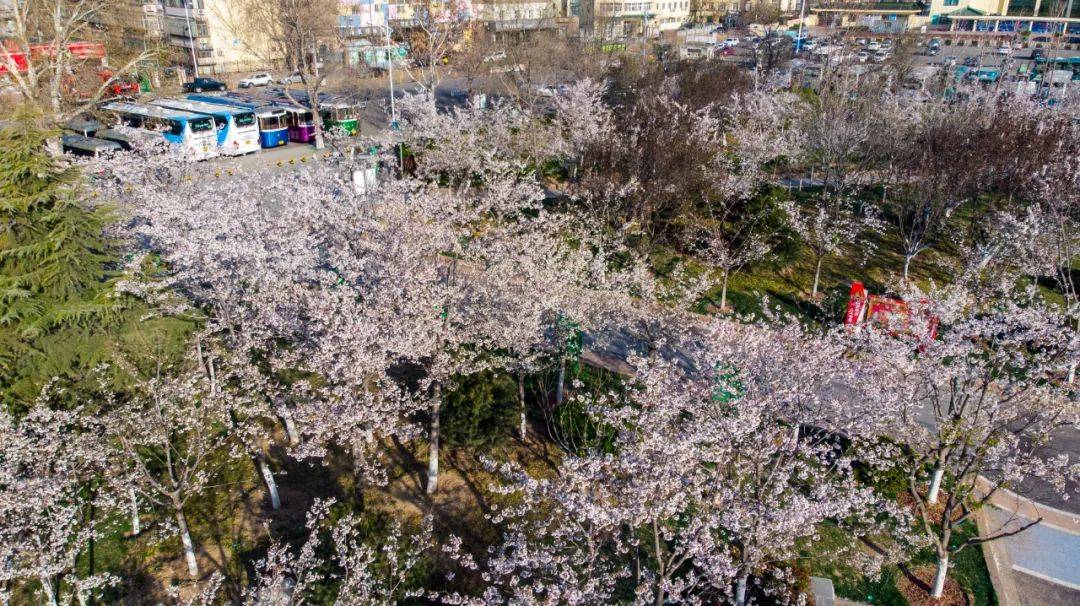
281, 105, 316, 143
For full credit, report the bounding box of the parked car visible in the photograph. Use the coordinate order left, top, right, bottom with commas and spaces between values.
880, 40, 894, 51
997, 43, 1011, 55
857, 50, 871, 62
962, 56, 979, 67
724, 37, 740, 47
926, 46, 940, 56
873, 50, 890, 62
943, 55, 960, 66
277, 71, 304, 84
238, 72, 273, 88
720, 46, 736, 56
855, 37, 868, 46
182, 77, 227, 93
866, 41, 881, 51
1031, 48, 1045, 60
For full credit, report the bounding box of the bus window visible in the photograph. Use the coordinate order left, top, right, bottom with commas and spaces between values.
259, 114, 283, 130
189, 117, 213, 133
210, 115, 228, 130
300, 111, 314, 125
333, 107, 355, 121
235, 112, 255, 127
168, 120, 185, 136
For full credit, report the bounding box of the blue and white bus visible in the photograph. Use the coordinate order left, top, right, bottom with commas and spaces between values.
101, 102, 219, 160
186, 92, 289, 148
150, 98, 260, 156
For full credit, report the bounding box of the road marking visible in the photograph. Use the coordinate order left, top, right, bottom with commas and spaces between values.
1011, 565, 1080, 591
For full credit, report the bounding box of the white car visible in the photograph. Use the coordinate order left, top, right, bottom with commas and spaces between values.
277, 71, 303, 84
997, 43, 1011, 55
866, 41, 881, 51
238, 72, 273, 88
724, 37, 740, 48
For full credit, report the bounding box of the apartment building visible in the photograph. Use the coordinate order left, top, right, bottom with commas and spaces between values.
580, 0, 692, 38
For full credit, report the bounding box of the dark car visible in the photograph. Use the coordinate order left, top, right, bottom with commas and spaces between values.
962, 56, 979, 67
1031, 48, 1045, 60
182, 77, 227, 93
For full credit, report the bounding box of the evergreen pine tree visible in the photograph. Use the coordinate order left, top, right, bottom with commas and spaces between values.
0, 108, 147, 407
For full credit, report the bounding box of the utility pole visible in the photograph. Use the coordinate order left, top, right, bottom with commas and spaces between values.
383, 4, 403, 172
183, 0, 199, 77
795, 0, 808, 54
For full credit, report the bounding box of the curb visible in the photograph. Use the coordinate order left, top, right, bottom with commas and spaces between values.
976, 507, 1022, 606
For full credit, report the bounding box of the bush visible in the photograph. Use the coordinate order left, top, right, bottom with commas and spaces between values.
441, 371, 519, 447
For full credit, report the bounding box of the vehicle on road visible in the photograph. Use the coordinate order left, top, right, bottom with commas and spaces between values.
926, 46, 940, 56
724, 37, 740, 47
101, 101, 219, 160
997, 43, 1011, 55
151, 98, 261, 156
183, 77, 227, 93
239, 72, 273, 88
963, 56, 979, 67
1030, 48, 1045, 60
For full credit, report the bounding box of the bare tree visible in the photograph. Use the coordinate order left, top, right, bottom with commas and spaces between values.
0, 0, 156, 129
218, 0, 339, 148
397, 0, 469, 98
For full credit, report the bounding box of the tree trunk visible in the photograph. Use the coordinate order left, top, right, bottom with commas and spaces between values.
735, 572, 749, 606
555, 357, 566, 407
426, 385, 442, 495
812, 255, 824, 298
175, 508, 199, 578
129, 489, 141, 535
256, 454, 281, 510
932, 552, 949, 598
720, 268, 731, 312
279, 409, 300, 446
40, 576, 57, 606
928, 465, 944, 505
518, 373, 527, 441
903, 254, 914, 282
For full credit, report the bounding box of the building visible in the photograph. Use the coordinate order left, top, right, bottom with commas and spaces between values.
581, 0, 692, 38
159, 0, 283, 76
810, 1, 925, 32
942, 0, 1080, 34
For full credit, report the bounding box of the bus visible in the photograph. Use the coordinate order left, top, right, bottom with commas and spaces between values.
267, 89, 360, 136
278, 104, 317, 143
150, 98, 260, 155
186, 92, 290, 148
62, 134, 122, 157
101, 101, 219, 160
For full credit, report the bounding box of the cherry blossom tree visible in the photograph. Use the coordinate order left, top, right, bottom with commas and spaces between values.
782, 197, 882, 298
104, 364, 236, 578
469, 318, 888, 606
0, 398, 114, 606
849, 286, 1079, 598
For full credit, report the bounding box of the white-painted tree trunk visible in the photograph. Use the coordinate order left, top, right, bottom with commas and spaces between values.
129, 489, 141, 535
927, 466, 944, 504
426, 388, 441, 495
555, 358, 566, 407
175, 509, 199, 578
40, 576, 57, 606
280, 411, 299, 446
518, 373, 527, 440
903, 254, 914, 282
812, 256, 824, 298
932, 553, 949, 598
720, 268, 731, 311
735, 572, 748, 606
257, 456, 281, 510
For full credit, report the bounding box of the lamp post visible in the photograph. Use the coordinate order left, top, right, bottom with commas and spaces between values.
382, 3, 403, 172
